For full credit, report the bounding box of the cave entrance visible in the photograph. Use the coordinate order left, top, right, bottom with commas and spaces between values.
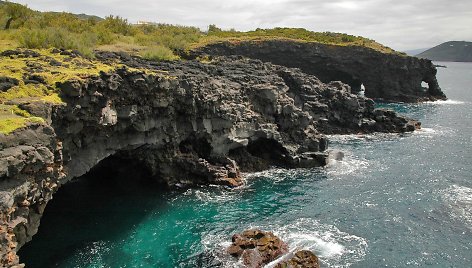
247, 138, 290, 167
17, 154, 168, 268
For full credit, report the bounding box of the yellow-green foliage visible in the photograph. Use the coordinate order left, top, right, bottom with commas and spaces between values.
140, 45, 179, 61
197, 27, 399, 54
0, 2, 401, 60
1, 1, 32, 29
0, 117, 44, 135
98, 15, 132, 36
0, 47, 118, 133
10, 105, 31, 117
16, 27, 96, 57
40, 93, 63, 104
133, 24, 201, 50
0, 104, 43, 135
0, 48, 116, 104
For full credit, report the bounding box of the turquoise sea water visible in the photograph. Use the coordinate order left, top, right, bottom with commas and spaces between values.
19, 62, 472, 267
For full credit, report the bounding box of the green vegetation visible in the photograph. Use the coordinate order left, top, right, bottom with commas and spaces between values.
1, 0, 31, 30
0, 1, 401, 134
199, 26, 398, 54
140, 45, 179, 61
0, 104, 44, 134
0, 116, 44, 134
0, 1, 398, 59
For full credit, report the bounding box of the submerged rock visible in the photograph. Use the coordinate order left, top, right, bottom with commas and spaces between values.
227, 229, 288, 268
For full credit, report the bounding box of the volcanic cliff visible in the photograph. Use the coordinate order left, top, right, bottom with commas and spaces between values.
1, 46, 427, 267
189, 40, 447, 102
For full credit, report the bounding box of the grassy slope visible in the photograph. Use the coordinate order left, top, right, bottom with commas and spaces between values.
0, 2, 401, 134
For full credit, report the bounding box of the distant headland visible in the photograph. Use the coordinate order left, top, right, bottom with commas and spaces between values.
416, 41, 472, 62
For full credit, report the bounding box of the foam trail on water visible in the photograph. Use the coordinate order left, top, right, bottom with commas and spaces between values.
201, 218, 368, 268
268, 218, 368, 267
442, 185, 472, 229
326, 153, 370, 176
424, 99, 466, 105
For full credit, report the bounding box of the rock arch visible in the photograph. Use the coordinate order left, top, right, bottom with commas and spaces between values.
191, 40, 447, 102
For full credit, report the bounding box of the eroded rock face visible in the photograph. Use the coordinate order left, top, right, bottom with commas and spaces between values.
190, 40, 447, 102
0, 125, 64, 267
1, 53, 421, 266
227, 229, 288, 268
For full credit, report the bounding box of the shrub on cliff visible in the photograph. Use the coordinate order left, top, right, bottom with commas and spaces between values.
98, 15, 133, 36
0, 2, 399, 58
17, 27, 96, 57
133, 23, 201, 50
140, 45, 179, 61
1, 1, 32, 29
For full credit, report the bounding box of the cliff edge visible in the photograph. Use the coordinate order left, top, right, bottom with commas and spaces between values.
1, 50, 420, 267
189, 40, 447, 103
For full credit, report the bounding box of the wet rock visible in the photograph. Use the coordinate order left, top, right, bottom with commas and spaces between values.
275, 250, 320, 268
227, 229, 288, 268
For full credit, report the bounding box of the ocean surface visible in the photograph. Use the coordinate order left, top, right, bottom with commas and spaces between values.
19, 62, 472, 267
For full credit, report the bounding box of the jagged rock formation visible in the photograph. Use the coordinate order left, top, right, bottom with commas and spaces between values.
227, 229, 288, 268
189, 40, 447, 102
0, 125, 64, 268
227, 229, 320, 268
1, 52, 421, 267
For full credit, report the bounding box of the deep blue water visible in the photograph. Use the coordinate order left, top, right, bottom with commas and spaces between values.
19, 62, 472, 267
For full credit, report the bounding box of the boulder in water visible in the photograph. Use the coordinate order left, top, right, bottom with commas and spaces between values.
227, 229, 288, 268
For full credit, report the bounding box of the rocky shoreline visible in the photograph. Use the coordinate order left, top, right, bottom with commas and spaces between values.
1, 47, 434, 267
189, 40, 447, 103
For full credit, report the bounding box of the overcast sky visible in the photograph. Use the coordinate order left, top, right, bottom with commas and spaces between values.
13, 0, 472, 51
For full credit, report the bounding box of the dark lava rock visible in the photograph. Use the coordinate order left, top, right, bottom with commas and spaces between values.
275, 250, 320, 268
23, 74, 46, 85
227, 229, 288, 268
0, 76, 19, 92
190, 40, 447, 102
18, 101, 54, 124
49, 59, 63, 66
0, 49, 40, 58
56, 79, 84, 97
1, 50, 425, 267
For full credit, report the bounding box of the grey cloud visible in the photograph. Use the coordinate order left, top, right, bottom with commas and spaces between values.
13, 0, 472, 50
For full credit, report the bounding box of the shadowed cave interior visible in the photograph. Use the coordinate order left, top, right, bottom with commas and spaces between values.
17, 155, 168, 268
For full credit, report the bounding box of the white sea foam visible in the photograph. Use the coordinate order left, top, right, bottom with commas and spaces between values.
442, 185, 472, 229
424, 99, 466, 105
201, 218, 368, 268
266, 218, 368, 267
326, 132, 403, 144
200, 233, 246, 267
326, 153, 370, 176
